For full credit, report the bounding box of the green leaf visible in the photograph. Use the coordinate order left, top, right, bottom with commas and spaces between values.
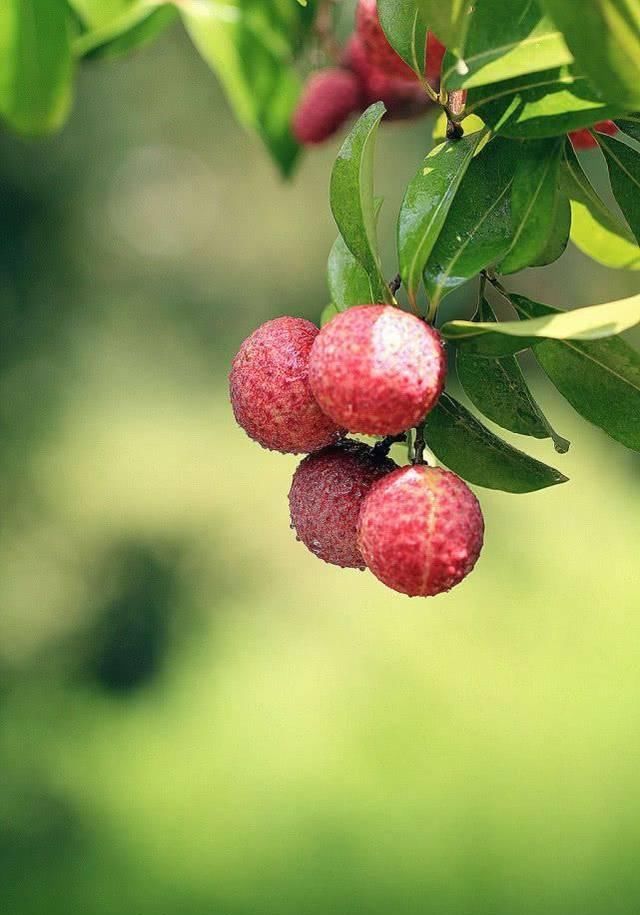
617, 114, 640, 143
423, 137, 519, 307
0, 0, 74, 135
538, 0, 640, 110
180, 0, 313, 177
598, 134, 640, 244
498, 138, 564, 274
398, 130, 486, 309
442, 290, 640, 355
468, 66, 624, 138
425, 392, 568, 493
512, 295, 640, 452
442, 0, 571, 91
562, 143, 640, 270
529, 188, 571, 267
73, 3, 176, 59
377, 0, 428, 75
456, 297, 569, 451
416, 0, 472, 53
328, 199, 384, 309
330, 104, 392, 305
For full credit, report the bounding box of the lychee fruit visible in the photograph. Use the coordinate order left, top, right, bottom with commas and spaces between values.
343, 34, 429, 120
289, 440, 397, 568
292, 68, 363, 145
308, 305, 446, 436
230, 317, 344, 454
568, 121, 618, 150
358, 465, 485, 597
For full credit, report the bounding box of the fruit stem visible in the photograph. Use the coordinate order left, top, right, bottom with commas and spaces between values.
388, 273, 402, 296
373, 433, 406, 457
413, 422, 427, 464
483, 270, 510, 303
478, 272, 487, 308
313, 0, 342, 65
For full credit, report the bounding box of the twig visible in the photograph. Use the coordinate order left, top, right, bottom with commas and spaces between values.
413, 422, 427, 464
373, 433, 406, 457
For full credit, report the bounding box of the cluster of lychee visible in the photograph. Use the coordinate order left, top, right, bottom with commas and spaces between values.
229, 305, 485, 598
292, 0, 446, 146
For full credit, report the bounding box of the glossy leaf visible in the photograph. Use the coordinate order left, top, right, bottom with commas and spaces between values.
617, 114, 640, 143
0, 0, 74, 135
424, 393, 568, 493
377, 0, 428, 75
539, 0, 640, 109
423, 137, 519, 307
416, 0, 472, 53
498, 138, 564, 274
456, 298, 569, 451
330, 104, 392, 305
442, 0, 571, 91
468, 66, 624, 138
598, 134, 640, 244
530, 188, 571, 266
512, 296, 640, 451
398, 130, 486, 308
328, 200, 384, 309
562, 144, 640, 270
180, 0, 313, 176
442, 290, 640, 355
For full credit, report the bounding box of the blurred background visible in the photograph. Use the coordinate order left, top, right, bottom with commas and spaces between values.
1, 19, 640, 915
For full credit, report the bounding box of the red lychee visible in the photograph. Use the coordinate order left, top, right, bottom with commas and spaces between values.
292, 68, 363, 145
289, 440, 397, 568
358, 465, 484, 597
343, 34, 429, 120
356, 0, 423, 82
308, 305, 446, 436
568, 121, 618, 150
230, 317, 344, 454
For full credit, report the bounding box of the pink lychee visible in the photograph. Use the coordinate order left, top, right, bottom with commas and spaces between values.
229, 317, 344, 454
289, 440, 397, 568
292, 68, 363, 145
358, 465, 485, 597
308, 305, 446, 436
342, 34, 429, 120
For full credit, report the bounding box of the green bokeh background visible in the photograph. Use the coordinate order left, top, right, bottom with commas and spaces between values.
2, 23, 640, 915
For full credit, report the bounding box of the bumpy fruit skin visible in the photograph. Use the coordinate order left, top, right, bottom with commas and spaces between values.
230, 317, 344, 454
343, 34, 429, 120
568, 121, 618, 150
358, 465, 484, 597
289, 441, 396, 569
309, 305, 446, 436
292, 68, 363, 145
